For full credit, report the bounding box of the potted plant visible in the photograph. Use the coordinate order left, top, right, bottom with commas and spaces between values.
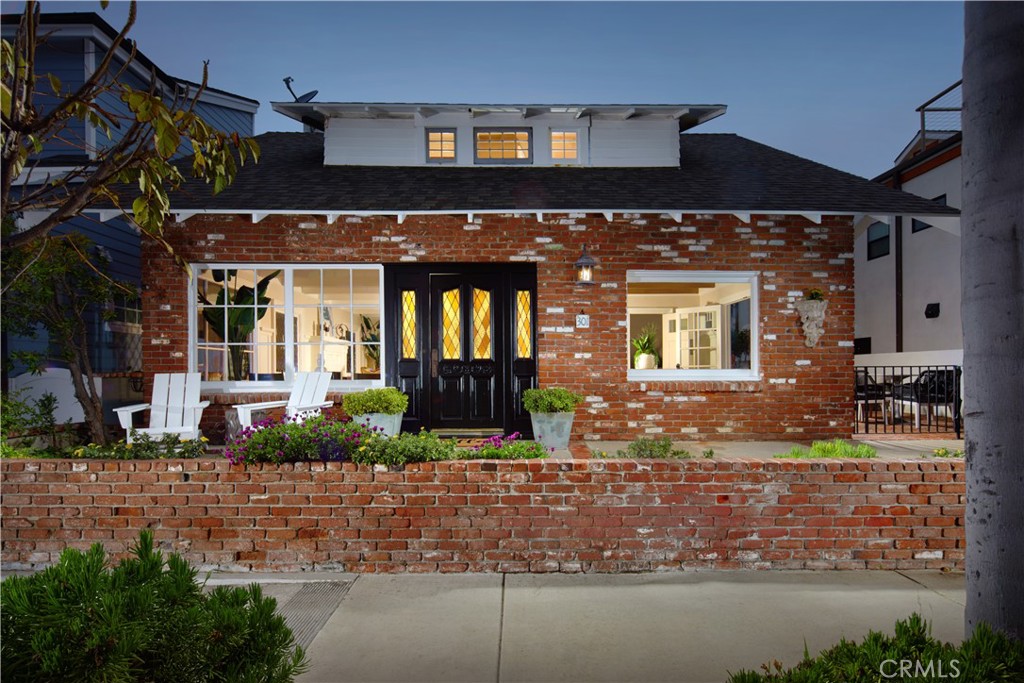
631, 324, 660, 369
794, 288, 828, 347
522, 387, 585, 450
342, 387, 409, 437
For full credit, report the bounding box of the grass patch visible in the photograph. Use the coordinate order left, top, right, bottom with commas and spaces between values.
773, 439, 877, 459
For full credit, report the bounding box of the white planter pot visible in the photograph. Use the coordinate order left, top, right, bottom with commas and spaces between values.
635, 353, 658, 369
353, 412, 403, 437
529, 412, 575, 450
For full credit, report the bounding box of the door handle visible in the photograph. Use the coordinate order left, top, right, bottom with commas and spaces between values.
431, 349, 439, 378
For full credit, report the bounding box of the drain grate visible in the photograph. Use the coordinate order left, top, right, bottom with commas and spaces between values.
277, 581, 353, 649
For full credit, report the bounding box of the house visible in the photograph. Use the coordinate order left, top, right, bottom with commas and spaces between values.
1, 12, 258, 423
134, 99, 958, 442
854, 81, 963, 370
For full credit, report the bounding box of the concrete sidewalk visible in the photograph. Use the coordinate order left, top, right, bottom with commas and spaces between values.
208, 570, 965, 683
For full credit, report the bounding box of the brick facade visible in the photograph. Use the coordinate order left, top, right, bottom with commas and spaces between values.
0, 458, 964, 573
145, 212, 855, 442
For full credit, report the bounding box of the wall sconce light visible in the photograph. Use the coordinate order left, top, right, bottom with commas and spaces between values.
575, 244, 597, 285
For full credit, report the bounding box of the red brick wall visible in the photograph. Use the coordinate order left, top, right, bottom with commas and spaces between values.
1, 458, 964, 573
144, 212, 856, 441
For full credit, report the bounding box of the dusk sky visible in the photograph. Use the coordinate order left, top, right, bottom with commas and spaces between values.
14, 1, 963, 178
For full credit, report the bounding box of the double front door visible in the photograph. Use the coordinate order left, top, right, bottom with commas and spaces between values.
385, 265, 537, 435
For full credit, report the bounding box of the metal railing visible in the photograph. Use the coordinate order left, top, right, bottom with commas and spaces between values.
854, 365, 962, 438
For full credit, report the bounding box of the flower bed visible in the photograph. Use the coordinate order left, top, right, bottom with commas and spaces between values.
225, 413, 548, 467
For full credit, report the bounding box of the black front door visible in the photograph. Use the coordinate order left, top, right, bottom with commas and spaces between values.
429, 274, 501, 430
385, 265, 537, 435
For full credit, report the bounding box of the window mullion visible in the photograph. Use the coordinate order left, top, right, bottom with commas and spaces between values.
283, 268, 295, 382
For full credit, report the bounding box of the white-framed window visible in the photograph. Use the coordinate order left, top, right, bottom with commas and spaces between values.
191, 264, 385, 391
626, 270, 759, 381
474, 128, 532, 164
550, 130, 579, 162
426, 128, 456, 162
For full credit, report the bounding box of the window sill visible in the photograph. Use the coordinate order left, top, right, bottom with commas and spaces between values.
627, 369, 759, 383
199, 379, 384, 396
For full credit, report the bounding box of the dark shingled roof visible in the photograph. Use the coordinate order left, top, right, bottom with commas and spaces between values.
164, 132, 960, 216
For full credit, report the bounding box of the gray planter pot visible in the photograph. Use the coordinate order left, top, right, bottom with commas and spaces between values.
353, 412, 403, 437
529, 412, 575, 450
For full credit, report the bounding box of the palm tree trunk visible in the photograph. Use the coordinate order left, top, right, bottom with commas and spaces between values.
962, 1, 1024, 640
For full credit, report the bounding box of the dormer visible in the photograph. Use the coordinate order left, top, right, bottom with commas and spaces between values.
270, 102, 726, 168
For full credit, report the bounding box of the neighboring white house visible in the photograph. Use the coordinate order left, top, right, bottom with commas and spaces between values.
854, 82, 962, 369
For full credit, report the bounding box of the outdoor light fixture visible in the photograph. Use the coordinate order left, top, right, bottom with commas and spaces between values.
575, 244, 597, 284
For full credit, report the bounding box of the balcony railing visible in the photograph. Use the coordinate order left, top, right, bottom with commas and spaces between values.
854, 365, 962, 438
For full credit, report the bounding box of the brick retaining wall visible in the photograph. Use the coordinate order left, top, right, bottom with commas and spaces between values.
0, 458, 964, 573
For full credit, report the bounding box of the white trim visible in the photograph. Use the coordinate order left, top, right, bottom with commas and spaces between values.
252, 213, 269, 224
190, 263, 386, 393
155, 208, 944, 221
175, 212, 198, 223
626, 269, 760, 382
603, 212, 615, 222
802, 213, 822, 224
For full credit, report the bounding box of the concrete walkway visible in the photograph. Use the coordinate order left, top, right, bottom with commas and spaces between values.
208, 570, 965, 683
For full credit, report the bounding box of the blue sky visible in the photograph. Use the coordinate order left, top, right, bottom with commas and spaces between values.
16, 1, 963, 178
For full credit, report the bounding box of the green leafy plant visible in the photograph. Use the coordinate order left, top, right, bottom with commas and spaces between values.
774, 439, 877, 459
617, 436, 691, 459
631, 324, 660, 368
0, 530, 308, 683
342, 387, 409, 416
226, 413, 372, 465
702, 447, 716, 459
522, 387, 585, 413
69, 433, 207, 460
473, 432, 550, 460
805, 288, 825, 301
352, 430, 459, 467
359, 315, 381, 370
727, 612, 1024, 682
0, 390, 64, 457
198, 269, 281, 380
932, 447, 964, 458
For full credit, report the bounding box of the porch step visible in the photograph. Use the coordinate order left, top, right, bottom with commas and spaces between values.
430, 428, 506, 438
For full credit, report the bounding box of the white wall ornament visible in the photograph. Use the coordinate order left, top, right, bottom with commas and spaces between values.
794, 299, 828, 347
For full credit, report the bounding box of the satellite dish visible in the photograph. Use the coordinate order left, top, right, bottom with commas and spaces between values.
283, 77, 317, 102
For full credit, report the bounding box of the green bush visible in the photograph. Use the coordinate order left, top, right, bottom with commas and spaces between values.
773, 439, 877, 459
728, 612, 1024, 682
351, 430, 458, 467
616, 436, 691, 459
342, 387, 409, 416
226, 413, 372, 465
0, 530, 308, 683
68, 432, 208, 460
473, 432, 550, 459
522, 387, 584, 413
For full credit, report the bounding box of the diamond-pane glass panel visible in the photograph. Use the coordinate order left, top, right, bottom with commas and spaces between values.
516, 290, 532, 358
401, 290, 416, 359
472, 288, 492, 360
441, 289, 461, 360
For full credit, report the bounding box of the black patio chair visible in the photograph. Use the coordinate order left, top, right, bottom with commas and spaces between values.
892, 368, 962, 434
855, 369, 888, 423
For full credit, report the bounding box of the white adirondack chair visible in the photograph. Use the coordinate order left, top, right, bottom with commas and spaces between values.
233, 371, 333, 429
114, 373, 210, 444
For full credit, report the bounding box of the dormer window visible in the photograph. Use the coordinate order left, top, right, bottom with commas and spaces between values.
474, 128, 532, 164
426, 129, 456, 162
550, 130, 578, 162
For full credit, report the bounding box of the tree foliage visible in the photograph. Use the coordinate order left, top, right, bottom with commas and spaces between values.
0, 0, 258, 284
1, 217, 129, 445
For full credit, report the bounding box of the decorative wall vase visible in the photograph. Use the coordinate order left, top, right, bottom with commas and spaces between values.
794, 299, 828, 348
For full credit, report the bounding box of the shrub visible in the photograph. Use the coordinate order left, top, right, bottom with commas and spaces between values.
932, 447, 964, 458
727, 612, 1024, 682
226, 413, 374, 465
773, 439, 877, 459
352, 430, 458, 467
0, 530, 308, 683
616, 436, 691, 459
473, 432, 549, 460
522, 387, 585, 413
342, 387, 409, 416
69, 432, 208, 460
